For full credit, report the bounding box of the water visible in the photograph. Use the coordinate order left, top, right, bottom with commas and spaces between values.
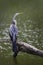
0, 0, 43, 65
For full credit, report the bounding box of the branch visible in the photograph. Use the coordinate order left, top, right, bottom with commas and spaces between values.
17, 41, 43, 57
0, 38, 43, 57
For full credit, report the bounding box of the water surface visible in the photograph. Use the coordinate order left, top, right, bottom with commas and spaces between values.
0, 0, 43, 65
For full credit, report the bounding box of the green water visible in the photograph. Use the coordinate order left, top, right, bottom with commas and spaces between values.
0, 0, 43, 65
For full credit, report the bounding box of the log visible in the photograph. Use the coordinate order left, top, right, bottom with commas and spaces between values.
0, 38, 43, 57
17, 41, 43, 57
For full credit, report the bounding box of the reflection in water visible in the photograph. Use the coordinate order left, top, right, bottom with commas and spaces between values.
13, 58, 18, 65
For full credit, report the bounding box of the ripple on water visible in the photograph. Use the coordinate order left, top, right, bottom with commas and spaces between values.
0, 46, 7, 50
4, 42, 11, 45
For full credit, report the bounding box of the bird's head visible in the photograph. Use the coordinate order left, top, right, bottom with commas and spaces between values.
12, 19, 17, 26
